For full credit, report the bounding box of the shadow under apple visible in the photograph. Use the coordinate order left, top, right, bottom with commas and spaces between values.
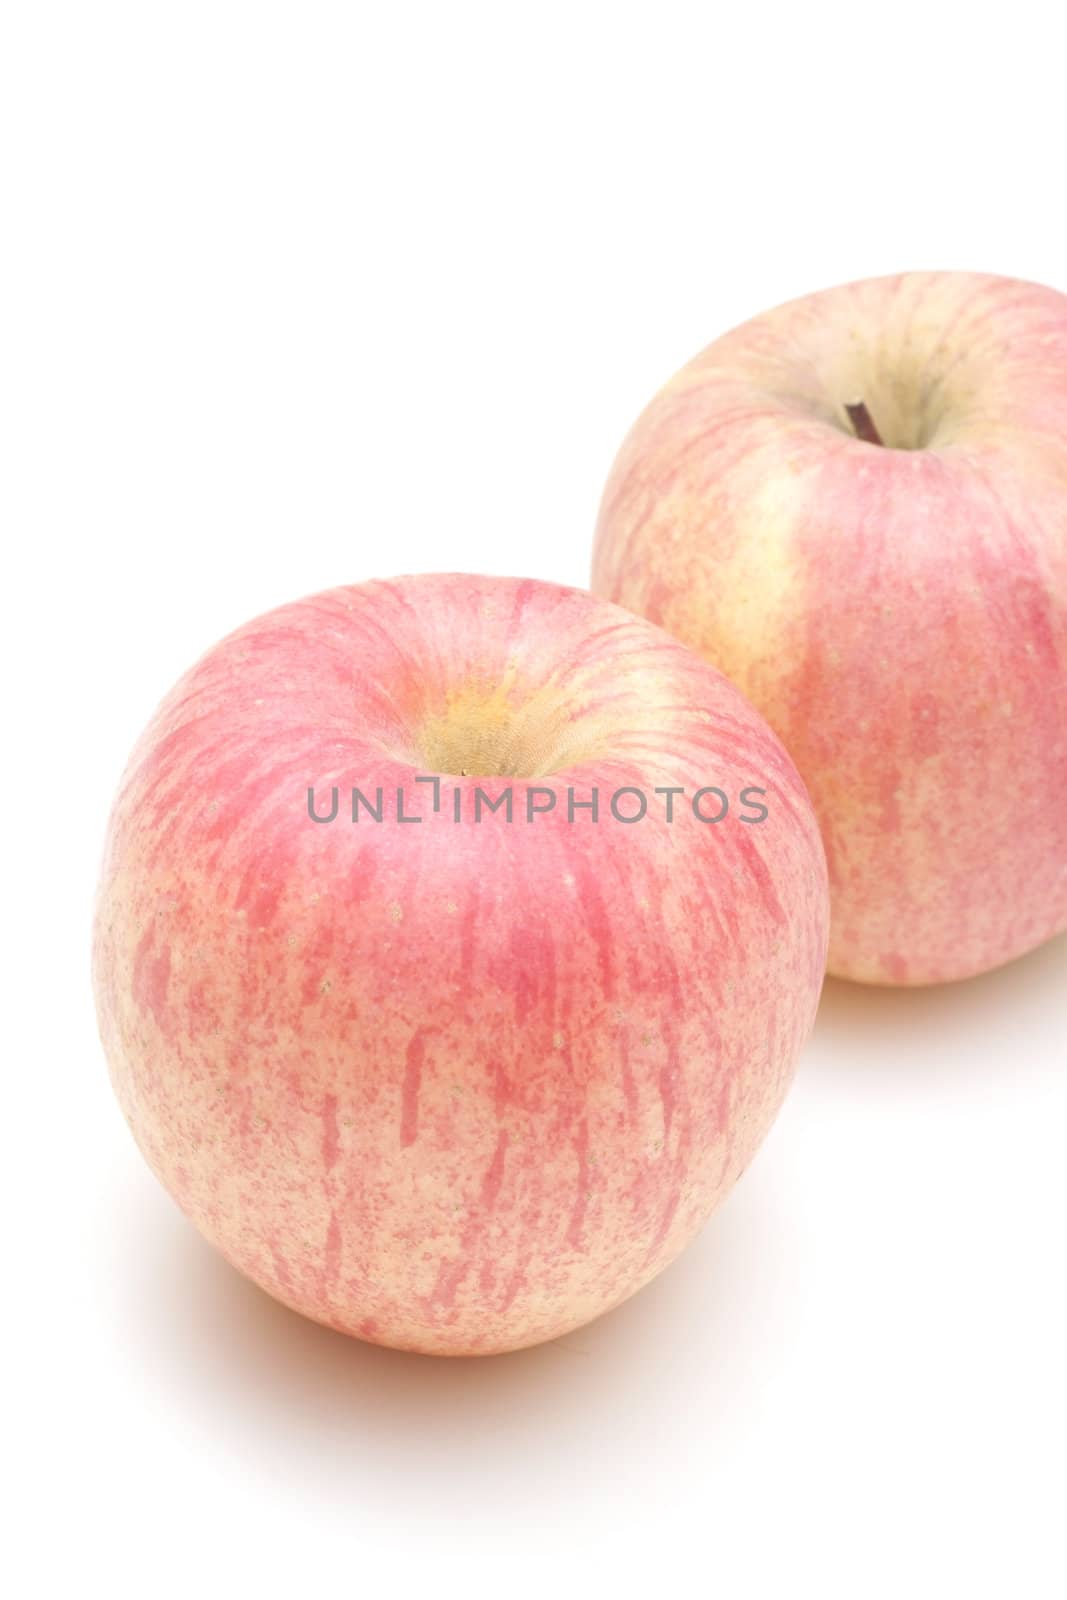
811, 928, 1065, 1089
110, 1137, 795, 1525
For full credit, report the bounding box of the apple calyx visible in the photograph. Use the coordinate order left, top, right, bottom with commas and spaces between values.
844, 399, 885, 447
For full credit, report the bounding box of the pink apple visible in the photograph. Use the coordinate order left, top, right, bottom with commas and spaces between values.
593, 272, 1067, 985
94, 574, 828, 1354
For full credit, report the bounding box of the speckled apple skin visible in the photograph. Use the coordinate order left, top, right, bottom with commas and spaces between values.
593, 272, 1067, 985
93, 575, 828, 1355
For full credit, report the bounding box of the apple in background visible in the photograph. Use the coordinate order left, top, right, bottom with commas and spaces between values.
94, 574, 828, 1355
593, 272, 1067, 985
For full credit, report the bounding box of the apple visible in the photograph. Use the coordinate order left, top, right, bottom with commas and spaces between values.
593, 271, 1067, 985
93, 574, 828, 1355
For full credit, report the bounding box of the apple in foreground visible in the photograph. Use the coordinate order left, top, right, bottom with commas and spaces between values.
93, 574, 828, 1355
593, 271, 1067, 985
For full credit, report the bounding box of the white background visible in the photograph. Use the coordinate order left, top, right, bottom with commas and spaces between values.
4, 4, 1065, 1596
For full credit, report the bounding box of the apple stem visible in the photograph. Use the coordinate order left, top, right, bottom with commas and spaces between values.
844, 399, 884, 447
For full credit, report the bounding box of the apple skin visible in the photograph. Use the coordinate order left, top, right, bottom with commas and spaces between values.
592, 272, 1067, 985
93, 574, 828, 1355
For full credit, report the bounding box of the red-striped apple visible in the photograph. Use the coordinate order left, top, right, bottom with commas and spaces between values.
94, 574, 828, 1354
593, 272, 1067, 985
